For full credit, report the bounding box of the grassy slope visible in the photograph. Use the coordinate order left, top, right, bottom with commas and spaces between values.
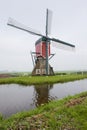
0, 92, 87, 129
0, 74, 87, 85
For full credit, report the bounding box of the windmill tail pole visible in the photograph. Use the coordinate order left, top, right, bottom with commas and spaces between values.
46, 9, 49, 75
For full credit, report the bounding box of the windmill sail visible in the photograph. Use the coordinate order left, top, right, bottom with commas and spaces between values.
7, 18, 43, 37
47, 9, 53, 35
50, 38, 75, 51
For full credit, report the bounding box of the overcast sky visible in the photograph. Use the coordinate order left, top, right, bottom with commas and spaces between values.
0, 0, 87, 72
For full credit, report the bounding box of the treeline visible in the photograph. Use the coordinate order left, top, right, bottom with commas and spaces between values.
55, 71, 87, 75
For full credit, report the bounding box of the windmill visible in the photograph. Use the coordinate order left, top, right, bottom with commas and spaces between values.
7, 9, 75, 76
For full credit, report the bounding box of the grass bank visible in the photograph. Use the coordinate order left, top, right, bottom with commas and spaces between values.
0, 74, 87, 85
0, 91, 87, 129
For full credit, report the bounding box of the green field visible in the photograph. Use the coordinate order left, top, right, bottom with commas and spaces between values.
0, 73, 87, 85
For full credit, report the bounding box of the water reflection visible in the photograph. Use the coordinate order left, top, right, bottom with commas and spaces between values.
0, 79, 87, 117
33, 84, 53, 106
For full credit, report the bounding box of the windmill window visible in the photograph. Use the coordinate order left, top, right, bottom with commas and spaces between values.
42, 69, 46, 74
36, 69, 41, 74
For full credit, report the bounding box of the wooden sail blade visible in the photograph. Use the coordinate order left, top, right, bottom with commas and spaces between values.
7, 18, 43, 37
50, 38, 75, 51
46, 9, 53, 35
51, 38, 75, 47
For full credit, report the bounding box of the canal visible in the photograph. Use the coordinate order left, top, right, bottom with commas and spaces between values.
0, 79, 87, 117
